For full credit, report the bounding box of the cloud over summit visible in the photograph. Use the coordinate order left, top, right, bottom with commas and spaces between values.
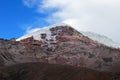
23, 0, 120, 43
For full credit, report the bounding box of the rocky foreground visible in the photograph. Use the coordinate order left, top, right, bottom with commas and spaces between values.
0, 62, 120, 80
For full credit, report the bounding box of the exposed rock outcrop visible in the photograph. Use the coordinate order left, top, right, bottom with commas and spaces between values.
0, 25, 120, 71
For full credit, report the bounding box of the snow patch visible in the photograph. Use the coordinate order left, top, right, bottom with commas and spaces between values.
16, 23, 69, 41
16, 27, 51, 41
81, 31, 120, 48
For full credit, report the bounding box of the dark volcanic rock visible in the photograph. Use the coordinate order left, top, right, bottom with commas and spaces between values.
0, 62, 118, 80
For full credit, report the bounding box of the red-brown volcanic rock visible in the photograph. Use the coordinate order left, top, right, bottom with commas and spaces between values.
0, 25, 120, 71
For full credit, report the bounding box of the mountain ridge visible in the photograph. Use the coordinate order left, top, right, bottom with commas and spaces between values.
16, 23, 120, 49
1, 24, 118, 71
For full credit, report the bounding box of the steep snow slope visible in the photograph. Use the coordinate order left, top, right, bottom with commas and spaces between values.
16, 23, 120, 48
16, 23, 69, 41
16, 27, 51, 41
81, 32, 120, 48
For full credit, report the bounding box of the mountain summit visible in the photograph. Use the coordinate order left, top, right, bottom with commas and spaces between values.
17, 23, 120, 48
0, 24, 120, 69
2, 23, 117, 70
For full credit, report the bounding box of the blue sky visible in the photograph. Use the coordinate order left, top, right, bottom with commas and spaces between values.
0, 0, 50, 39
0, 0, 120, 43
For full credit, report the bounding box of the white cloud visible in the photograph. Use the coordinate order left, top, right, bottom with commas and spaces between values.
23, 0, 120, 43
23, 0, 40, 8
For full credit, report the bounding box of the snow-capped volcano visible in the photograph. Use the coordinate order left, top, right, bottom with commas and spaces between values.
16, 23, 120, 48
2, 23, 120, 71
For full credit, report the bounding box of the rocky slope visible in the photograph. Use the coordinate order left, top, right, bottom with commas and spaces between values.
0, 24, 120, 80
0, 25, 120, 71
0, 39, 37, 66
